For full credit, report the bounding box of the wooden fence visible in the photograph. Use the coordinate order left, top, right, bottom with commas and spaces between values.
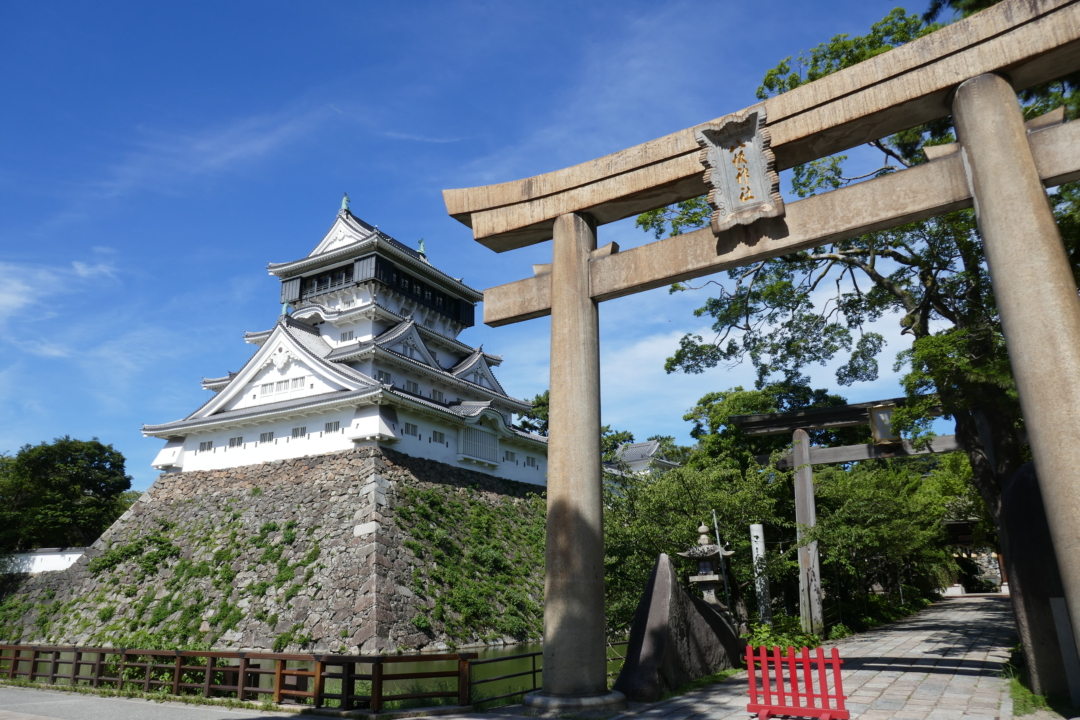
468, 640, 628, 704
0, 644, 476, 711
0, 640, 630, 710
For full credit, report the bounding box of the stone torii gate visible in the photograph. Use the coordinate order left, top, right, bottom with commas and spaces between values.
442, 0, 1080, 709
731, 398, 961, 635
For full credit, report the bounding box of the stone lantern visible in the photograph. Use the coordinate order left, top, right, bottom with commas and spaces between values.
678, 524, 734, 609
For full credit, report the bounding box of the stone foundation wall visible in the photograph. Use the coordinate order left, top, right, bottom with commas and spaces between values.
0, 447, 545, 653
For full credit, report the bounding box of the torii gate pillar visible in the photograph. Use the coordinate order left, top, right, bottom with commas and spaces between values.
953, 73, 1080, 660
524, 212, 627, 711
793, 430, 824, 635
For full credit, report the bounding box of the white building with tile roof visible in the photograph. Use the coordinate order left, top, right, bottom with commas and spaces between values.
143, 205, 548, 485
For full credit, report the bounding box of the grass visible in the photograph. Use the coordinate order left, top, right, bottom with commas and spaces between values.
1000, 643, 1076, 717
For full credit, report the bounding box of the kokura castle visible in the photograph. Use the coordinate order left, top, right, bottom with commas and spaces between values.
143, 199, 548, 485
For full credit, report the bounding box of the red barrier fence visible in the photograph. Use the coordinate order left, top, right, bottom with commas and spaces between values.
746, 645, 849, 720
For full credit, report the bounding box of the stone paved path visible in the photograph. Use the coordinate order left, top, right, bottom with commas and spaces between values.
620, 596, 1015, 720
0, 597, 1018, 720
457, 595, 1018, 720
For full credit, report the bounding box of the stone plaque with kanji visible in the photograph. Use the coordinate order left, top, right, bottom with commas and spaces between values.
695, 105, 784, 233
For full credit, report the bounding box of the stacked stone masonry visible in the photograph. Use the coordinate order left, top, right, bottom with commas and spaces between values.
0, 447, 545, 654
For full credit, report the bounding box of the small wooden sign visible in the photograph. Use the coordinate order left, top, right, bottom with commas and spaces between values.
696, 105, 784, 233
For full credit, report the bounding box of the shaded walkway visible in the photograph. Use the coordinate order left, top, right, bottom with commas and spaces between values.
605, 596, 1015, 720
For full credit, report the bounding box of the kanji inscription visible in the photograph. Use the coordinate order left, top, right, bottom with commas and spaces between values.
695, 105, 783, 233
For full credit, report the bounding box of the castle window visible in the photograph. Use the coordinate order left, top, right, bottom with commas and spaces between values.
526, 456, 537, 468
406, 380, 419, 394
292, 427, 306, 438
462, 426, 498, 463
433, 430, 445, 444
199, 441, 213, 452
260, 383, 273, 396
325, 421, 340, 433
436, 297, 444, 307
432, 389, 444, 403
275, 380, 289, 392
504, 450, 516, 462
260, 432, 274, 443
404, 423, 418, 436
340, 330, 354, 342
377, 370, 392, 384
291, 377, 305, 390
229, 437, 243, 448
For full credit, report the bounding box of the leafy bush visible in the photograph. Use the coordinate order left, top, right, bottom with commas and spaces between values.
744, 616, 820, 650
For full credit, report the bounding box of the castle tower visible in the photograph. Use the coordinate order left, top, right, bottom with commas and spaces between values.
143, 202, 547, 484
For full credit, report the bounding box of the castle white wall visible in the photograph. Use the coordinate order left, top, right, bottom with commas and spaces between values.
161, 404, 546, 485
4, 549, 87, 574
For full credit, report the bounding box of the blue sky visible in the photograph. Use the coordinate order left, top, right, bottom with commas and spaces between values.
1, 0, 941, 490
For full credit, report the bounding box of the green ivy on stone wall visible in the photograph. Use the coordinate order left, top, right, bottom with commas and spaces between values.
395, 485, 545, 643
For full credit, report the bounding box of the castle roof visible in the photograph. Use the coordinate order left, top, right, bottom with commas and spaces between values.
146, 313, 533, 435
266, 210, 482, 302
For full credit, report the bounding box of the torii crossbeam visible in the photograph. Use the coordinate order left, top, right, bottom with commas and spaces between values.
443, 0, 1080, 708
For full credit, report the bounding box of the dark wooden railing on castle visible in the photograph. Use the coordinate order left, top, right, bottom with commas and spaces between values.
0, 644, 476, 711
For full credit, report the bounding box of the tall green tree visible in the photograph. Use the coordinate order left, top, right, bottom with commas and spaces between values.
638, 4, 1080, 537
517, 388, 640, 461
0, 437, 133, 552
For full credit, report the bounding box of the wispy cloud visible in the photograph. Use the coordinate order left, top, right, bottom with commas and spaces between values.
383, 131, 462, 144
86, 107, 333, 201
453, 2, 729, 188
0, 260, 116, 327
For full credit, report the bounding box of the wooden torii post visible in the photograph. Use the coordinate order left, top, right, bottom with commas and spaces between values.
442, 0, 1080, 708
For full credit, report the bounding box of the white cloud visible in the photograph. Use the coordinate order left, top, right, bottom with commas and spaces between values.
14, 339, 73, 359
71, 261, 117, 279
383, 131, 462, 144
0, 260, 119, 327
453, 2, 722, 187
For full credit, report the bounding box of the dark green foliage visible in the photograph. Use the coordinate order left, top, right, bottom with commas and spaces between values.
282, 521, 298, 545
517, 390, 549, 435
0, 436, 134, 552
604, 385, 985, 636
88, 522, 181, 579
272, 623, 310, 652
396, 485, 544, 642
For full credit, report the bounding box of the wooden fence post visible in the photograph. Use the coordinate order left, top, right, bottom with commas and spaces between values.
27, 649, 38, 683
313, 660, 325, 708
143, 654, 152, 692
47, 650, 58, 684
203, 656, 215, 698
117, 652, 127, 691
370, 660, 383, 712
273, 659, 284, 704
341, 661, 354, 711
92, 652, 104, 688
236, 657, 248, 701
458, 657, 470, 706
172, 656, 182, 695
69, 650, 80, 686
